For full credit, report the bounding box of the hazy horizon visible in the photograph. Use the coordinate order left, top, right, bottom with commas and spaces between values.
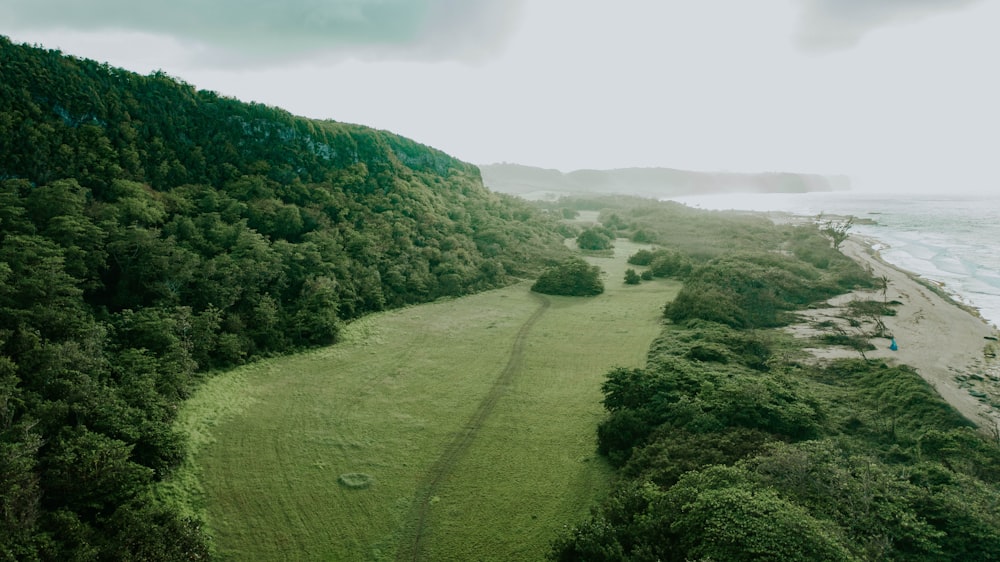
3, 0, 997, 195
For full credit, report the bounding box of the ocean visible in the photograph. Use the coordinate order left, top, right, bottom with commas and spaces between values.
666, 191, 1000, 329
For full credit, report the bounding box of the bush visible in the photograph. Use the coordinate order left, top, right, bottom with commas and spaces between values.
624, 269, 641, 285
576, 227, 614, 250
623, 427, 774, 487
665, 283, 745, 327
630, 229, 654, 243
649, 249, 692, 278
531, 257, 604, 296
666, 468, 858, 562
627, 249, 655, 266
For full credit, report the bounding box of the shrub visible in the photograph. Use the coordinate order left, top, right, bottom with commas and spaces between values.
577, 227, 613, 250
627, 249, 655, 266
630, 229, 654, 243
649, 249, 692, 278
623, 427, 774, 487
531, 257, 604, 296
667, 468, 858, 562
665, 283, 744, 328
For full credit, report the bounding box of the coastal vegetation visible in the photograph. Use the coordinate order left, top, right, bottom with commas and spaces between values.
551, 200, 1000, 562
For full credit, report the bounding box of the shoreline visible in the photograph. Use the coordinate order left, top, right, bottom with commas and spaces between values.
758, 197, 1000, 331
788, 235, 1000, 430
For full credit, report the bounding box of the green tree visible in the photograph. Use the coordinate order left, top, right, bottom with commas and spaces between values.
576, 227, 613, 251
648, 249, 691, 278
291, 276, 341, 345
42, 427, 153, 516
627, 249, 655, 266
531, 257, 604, 296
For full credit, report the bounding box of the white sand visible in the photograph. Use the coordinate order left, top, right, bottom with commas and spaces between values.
786, 237, 1000, 429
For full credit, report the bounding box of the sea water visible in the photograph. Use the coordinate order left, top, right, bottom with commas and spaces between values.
666, 191, 1000, 329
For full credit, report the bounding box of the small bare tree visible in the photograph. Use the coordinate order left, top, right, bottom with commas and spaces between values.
820, 216, 855, 250
879, 274, 890, 304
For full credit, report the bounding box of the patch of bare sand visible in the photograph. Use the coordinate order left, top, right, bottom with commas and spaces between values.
786, 237, 1000, 430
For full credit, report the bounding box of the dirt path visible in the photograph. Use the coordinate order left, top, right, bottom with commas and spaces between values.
397, 292, 551, 561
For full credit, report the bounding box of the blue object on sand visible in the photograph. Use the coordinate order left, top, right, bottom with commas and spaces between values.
889, 338, 898, 351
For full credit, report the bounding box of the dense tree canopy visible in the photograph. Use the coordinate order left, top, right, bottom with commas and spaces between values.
0, 37, 569, 559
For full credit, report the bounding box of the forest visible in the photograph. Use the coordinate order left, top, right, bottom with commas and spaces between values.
550, 200, 1000, 561
0, 37, 569, 560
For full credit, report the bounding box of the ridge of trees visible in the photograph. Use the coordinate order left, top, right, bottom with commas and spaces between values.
0, 37, 569, 559
551, 199, 1000, 561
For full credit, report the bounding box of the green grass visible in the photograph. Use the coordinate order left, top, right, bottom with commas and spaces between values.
164, 240, 677, 561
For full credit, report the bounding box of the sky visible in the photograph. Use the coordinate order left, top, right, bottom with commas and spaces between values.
2, 0, 997, 193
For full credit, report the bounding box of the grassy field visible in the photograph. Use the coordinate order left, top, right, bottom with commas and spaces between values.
164, 239, 678, 561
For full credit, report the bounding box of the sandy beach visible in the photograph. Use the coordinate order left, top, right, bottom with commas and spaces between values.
787, 236, 1000, 430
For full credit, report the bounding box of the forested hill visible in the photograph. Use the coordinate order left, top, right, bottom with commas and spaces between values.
0, 37, 567, 559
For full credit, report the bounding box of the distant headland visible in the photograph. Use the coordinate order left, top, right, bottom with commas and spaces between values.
479, 162, 850, 200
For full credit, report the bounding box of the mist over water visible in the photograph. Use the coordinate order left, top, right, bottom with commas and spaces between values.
667, 191, 1000, 329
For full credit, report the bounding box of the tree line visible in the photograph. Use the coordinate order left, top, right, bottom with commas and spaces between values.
0, 37, 569, 560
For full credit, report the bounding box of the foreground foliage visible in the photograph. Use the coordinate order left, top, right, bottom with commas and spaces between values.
552, 199, 1000, 561
0, 37, 568, 559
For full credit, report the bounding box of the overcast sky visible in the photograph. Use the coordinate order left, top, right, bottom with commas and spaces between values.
2, 0, 997, 193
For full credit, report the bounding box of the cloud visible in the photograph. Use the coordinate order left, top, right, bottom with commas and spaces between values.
795, 0, 983, 52
0, 0, 523, 64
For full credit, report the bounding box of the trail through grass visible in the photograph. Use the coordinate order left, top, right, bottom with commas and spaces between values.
166, 240, 677, 560
396, 292, 551, 561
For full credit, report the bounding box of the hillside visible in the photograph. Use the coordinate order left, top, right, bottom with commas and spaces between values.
479, 162, 850, 200
0, 36, 568, 560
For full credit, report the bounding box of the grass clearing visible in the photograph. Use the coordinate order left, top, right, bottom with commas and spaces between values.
165, 239, 677, 561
